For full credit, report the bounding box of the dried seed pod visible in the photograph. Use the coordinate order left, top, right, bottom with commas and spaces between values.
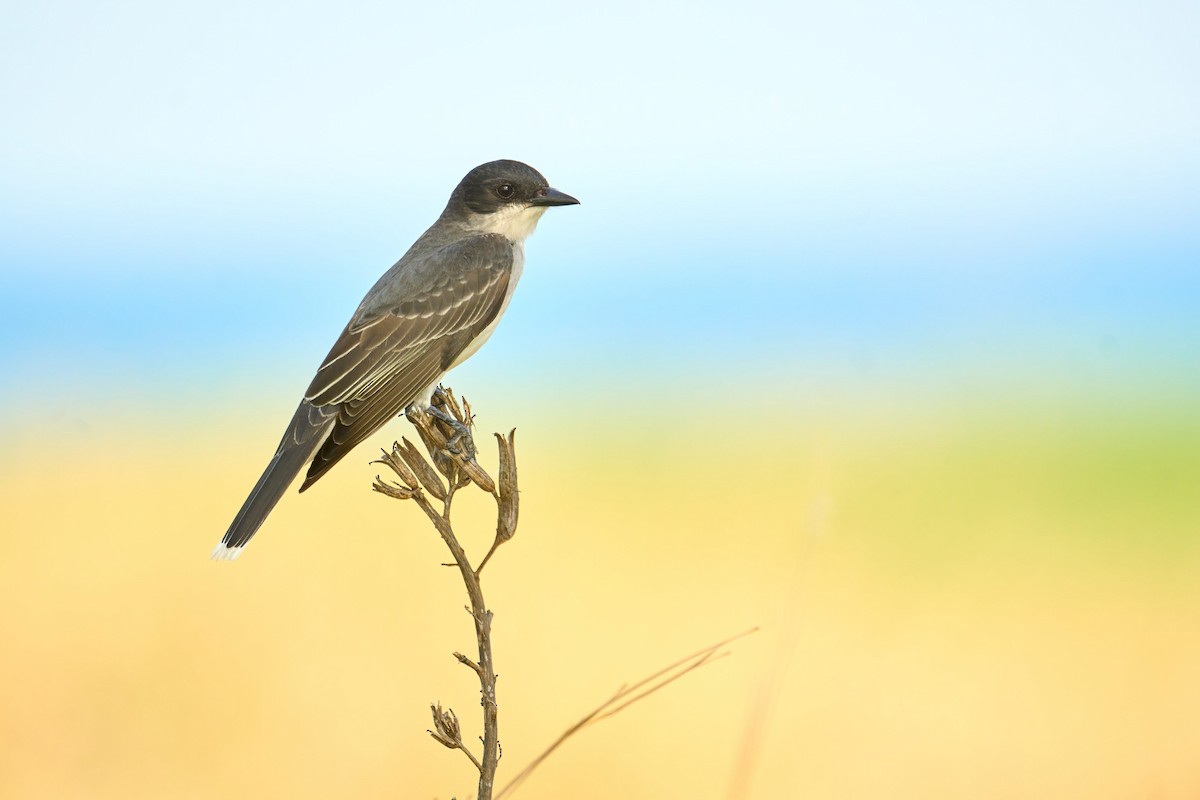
494, 429, 519, 542
372, 477, 416, 500
422, 428, 460, 480
373, 444, 419, 490
428, 702, 462, 748
397, 438, 447, 500
461, 396, 476, 430
456, 453, 496, 494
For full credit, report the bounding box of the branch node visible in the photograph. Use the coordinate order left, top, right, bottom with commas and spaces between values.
455, 651, 484, 677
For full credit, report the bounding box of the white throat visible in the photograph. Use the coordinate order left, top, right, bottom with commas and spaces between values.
466, 204, 548, 243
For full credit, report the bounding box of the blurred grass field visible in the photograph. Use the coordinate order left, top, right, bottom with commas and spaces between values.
2, 388, 1198, 798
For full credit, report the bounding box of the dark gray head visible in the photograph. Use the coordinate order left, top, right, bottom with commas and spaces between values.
443, 160, 578, 236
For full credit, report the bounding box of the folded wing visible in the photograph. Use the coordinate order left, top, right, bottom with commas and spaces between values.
299, 233, 514, 489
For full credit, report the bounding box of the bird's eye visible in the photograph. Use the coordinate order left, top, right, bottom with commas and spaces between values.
496, 183, 515, 199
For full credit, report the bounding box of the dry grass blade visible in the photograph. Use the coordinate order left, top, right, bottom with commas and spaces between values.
495, 627, 759, 799
725, 489, 828, 799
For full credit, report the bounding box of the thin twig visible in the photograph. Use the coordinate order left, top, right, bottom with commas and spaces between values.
474, 536, 503, 577
456, 742, 483, 773
454, 651, 485, 678
495, 627, 758, 799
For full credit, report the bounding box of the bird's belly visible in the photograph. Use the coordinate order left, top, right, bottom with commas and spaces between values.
446, 244, 524, 370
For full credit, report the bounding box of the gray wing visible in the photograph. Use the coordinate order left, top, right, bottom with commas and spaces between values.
299, 233, 514, 489
217, 233, 514, 557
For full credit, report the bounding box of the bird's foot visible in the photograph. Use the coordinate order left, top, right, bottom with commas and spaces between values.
424, 403, 476, 458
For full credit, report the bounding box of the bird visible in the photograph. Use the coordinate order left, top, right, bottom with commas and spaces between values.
211, 160, 578, 560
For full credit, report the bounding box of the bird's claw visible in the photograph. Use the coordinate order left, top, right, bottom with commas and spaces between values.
425, 403, 476, 458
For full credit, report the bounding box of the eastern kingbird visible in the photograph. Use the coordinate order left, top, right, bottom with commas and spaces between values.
212, 160, 578, 560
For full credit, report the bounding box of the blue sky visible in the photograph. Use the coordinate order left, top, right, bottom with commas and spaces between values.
2, 0, 1197, 417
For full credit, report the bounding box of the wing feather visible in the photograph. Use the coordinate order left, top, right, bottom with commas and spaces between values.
305, 248, 510, 406
296, 234, 515, 490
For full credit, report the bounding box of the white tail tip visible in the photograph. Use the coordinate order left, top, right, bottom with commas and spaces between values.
210, 542, 244, 561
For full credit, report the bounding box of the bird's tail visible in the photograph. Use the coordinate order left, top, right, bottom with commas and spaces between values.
211, 401, 337, 561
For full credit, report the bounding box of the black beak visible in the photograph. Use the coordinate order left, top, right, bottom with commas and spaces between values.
530, 187, 580, 207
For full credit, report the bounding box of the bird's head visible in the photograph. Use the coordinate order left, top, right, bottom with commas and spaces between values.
447, 159, 579, 242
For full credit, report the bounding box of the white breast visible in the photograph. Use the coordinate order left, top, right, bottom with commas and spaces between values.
416, 205, 543, 406
447, 241, 525, 369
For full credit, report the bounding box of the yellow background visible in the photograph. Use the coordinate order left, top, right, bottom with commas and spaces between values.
4, 389, 1197, 798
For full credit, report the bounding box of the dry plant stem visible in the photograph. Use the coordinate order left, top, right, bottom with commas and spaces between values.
457, 743, 483, 773
377, 390, 754, 800
410, 482, 500, 800
374, 389, 514, 800
474, 536, 503, 577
